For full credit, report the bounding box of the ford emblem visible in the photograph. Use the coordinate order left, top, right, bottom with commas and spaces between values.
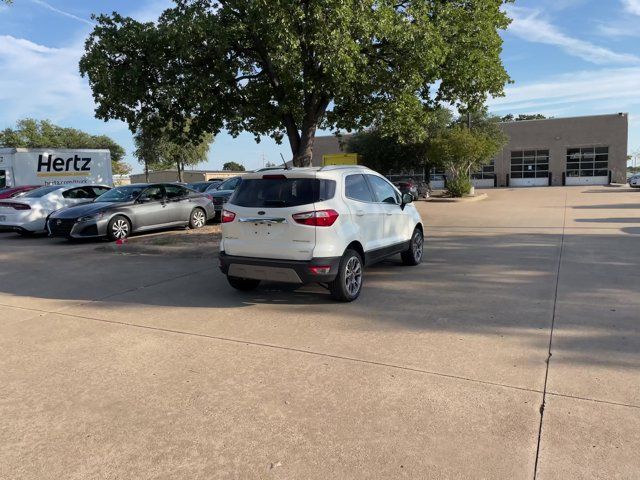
56, 219, 62, 225
257, 211, 265, 215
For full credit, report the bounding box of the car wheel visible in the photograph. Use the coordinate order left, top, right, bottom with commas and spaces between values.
401, 227, 424, 266
328, 249, 363, 302
227, 276, 260, 291
189, 208, 207, 229
16, 230, 34, 237
107, 215, 131, 241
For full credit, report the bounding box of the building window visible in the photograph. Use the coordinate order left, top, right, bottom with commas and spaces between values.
471, 160, 495, 180
510, 150, 549, 179
566, 147, 609, 177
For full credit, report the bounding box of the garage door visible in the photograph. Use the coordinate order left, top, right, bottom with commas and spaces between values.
510, 150, 549, 187
472, 160, 496, 188
566, 147, 609, 186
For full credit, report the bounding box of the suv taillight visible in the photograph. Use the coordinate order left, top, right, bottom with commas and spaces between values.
221, 210, 236, 223
292, 209, 339, 227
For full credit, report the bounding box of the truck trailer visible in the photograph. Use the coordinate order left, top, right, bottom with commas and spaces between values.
0, 148, 113, 189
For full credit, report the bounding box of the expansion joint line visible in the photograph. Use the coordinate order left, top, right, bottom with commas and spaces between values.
533, 192, 568, 479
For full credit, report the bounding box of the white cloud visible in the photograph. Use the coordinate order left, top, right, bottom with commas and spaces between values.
506, 6, 640, 65
30, 0, 95, 26
489, 67, 640, 112
0, 35, 94, 122
622, 0, 640, 15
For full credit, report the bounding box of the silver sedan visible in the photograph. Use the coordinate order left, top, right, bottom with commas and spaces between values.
47, 183, 215, 241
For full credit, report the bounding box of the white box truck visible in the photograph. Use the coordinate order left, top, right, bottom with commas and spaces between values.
0, 148, 113, 188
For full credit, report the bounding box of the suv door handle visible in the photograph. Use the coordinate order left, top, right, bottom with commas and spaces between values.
386, 212, 393, 216
356, 210, 365, 216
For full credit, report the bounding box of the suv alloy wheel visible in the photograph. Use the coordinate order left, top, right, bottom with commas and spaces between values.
328, 249, 363, 302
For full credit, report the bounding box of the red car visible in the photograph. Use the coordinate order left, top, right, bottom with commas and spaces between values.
0, 185, 40, 199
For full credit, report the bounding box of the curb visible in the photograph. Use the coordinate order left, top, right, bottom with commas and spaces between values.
426, 193, 488, 203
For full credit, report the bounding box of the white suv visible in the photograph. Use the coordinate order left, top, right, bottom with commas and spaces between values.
218, 166, 424, 301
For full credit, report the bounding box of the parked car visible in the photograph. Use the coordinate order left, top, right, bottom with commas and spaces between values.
629, 174, 640, 188
47, 183, 215, 241
210, 176, 243, 220
0, 184, 111, 235
218, 166, 424, 302
187, 181, 222, 193
0, 185, 40, 199
393, 178, 430, 200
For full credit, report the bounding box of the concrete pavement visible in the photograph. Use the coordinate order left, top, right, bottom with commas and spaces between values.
0, 185, 638, 479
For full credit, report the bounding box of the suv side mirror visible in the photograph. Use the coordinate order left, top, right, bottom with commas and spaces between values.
402, 193, 414, 205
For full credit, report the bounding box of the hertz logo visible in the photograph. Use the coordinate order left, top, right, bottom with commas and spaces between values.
37, 154, 92, 173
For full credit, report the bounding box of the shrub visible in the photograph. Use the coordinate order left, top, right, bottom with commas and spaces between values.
447, 176, 472, 198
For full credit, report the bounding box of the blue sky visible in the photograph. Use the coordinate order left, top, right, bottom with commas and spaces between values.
1, 0, 639, 173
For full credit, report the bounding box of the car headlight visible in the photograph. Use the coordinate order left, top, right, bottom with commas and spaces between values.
78, 212, 105, 222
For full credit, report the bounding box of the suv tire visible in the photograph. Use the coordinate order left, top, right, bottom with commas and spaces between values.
328, 249, 363, 302
401, 227, 423, 266
227, 276, 260, 291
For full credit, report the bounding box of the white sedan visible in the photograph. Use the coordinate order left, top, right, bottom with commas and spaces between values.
0, 184, 111, 235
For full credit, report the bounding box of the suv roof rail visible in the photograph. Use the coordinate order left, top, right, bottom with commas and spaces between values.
319, 164, 371, 172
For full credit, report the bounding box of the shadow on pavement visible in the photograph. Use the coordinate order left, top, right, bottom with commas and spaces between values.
1, 228, 639, 370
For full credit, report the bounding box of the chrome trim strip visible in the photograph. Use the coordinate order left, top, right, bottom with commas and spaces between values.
239, 217, 288, 224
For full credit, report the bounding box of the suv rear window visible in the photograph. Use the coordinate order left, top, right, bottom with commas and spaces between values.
231, 178, 336, 208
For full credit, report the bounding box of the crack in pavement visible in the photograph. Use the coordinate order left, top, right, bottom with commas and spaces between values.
533, 191, 568, 479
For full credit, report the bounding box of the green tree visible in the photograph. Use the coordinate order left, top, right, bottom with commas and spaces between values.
80, 0, 512, 167
501, 113, 548, 122
134, 124, 213, 182
0, 118, 130, 174
346, 108, 452, 173
223, 162, 245, 172
428, 125, 506, 196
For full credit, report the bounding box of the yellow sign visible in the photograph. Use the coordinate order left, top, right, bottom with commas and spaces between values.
322, 153, 359, 166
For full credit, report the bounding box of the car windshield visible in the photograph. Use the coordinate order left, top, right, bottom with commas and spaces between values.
231, 178, 336, 208
96, 185, 143, 202
21, 186, 63, 198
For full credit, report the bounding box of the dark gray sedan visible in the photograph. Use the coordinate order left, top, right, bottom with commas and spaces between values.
47, 183, 215, 241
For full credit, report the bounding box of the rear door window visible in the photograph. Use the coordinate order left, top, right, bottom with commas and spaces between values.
345, 174, 374, 202
231, 178, 336, 208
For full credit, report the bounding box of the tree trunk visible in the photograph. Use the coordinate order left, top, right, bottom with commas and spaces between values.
176, 159, 182, 182
144, 160, 149, 182
292, 125, 316, 167
288, 97, 330, 167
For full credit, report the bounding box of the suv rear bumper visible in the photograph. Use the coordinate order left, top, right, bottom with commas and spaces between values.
219, 251, 341, 284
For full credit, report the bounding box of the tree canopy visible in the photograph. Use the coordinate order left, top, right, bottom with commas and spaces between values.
0, 118, 130, 175
428, 124, 506, 181
80, 0, 512, 167
134, 124, 213, 181
222, 161, 245, 171
500, 113, 548, 122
